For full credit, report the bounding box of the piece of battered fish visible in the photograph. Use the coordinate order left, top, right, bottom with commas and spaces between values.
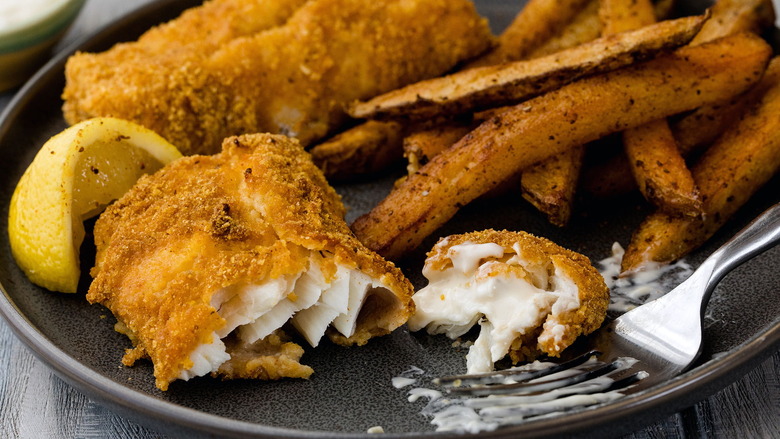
62, 0, 309, 130
408, 230, 608, 374
87, 133, 414, 391
63, 0, 493, 156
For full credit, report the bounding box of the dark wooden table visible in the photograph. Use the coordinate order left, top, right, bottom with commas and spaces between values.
1, 0, 778, 437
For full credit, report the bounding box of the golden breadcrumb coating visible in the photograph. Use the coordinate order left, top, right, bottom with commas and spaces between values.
63, 0, 493, 155
88, 133, 414, 390
425, 229, 608, 362
62, 0, 308, 134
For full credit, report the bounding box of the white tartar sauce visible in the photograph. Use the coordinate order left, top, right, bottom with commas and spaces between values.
0, 0, 69, 31
392, 358, 643, 433
598, 242, 693, 313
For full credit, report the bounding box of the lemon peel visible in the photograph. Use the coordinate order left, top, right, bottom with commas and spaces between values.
8, 117, 182, 293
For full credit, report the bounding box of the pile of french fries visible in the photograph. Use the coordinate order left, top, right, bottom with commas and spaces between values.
309, 0, 779, 274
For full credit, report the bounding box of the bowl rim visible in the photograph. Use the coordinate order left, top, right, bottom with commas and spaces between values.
0, 0, 86, 54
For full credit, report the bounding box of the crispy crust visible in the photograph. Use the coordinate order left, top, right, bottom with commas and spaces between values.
63, 0, 493, 155
425, 229, 608, 360
88, 133, 414, 390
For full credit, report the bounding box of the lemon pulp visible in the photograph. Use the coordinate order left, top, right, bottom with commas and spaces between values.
8, 117, 182, 293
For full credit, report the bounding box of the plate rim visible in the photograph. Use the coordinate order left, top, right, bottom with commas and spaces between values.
0, 0, 778, 437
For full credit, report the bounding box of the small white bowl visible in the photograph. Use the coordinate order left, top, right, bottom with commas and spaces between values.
0, 0, 85, 92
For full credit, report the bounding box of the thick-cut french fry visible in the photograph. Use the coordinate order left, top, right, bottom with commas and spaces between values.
525, 0, 602, 59
669, 0, 777, 151
623, 119, 701, 215
309, 121, 404, 181
527, 0, 673, 59
583, 72, 772, 198
582, 0, 776, 201
520, 146, 585, 227
349, 14, 707, 121
691, 0, 775, 45
621, 57, 780, 273
399, 0, 596, 189
402, 122, 473, 175
672, 96, 754, 155
601, 0, 702, 216
351, 33, 771, 260
599, 0, 656, 33
519, 0, 657, 226
514, 0, 601, 226
468, 0, 591, 68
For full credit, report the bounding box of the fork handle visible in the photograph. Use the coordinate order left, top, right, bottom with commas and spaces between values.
707, 202, 780, 287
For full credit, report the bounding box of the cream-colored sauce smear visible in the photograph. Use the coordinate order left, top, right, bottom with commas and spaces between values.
393, 357, 642, 433
598, 242, 693, 313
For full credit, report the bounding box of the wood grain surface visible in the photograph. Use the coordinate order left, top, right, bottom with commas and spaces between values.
0, 0, 778, 438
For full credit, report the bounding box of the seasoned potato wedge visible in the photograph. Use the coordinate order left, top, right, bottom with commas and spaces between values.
468, 0, 591, 68
309, 121, 404, 181
521, 0, 656, 226
601, 0, 701, 216
520, 147, 585, 227
599, 0, 656, 33
402, 122, 473, 175
526, 0, 602, 59
691, 0, 775, 45
316, 0, 593, 182
580, 0, 777, 201
622, 57, 780, 272
623, 119, 701, 215
351, 33, 772, 259
349, 14, 707, 121
669, 0, 777, 153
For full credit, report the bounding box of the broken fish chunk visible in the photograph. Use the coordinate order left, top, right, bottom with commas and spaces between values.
87, 133, 414, 390
408, 230, 608, 374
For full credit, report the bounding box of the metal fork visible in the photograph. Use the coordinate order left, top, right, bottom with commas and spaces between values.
436, 202, 780, 405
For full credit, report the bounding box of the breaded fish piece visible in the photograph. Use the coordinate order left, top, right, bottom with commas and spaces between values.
87, 133, 414, 391
62, 0, 309, 127
63, 0, 493, 156
408, 230, 608, 373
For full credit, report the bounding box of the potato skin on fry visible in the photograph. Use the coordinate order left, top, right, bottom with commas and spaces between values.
691, 0, 775, 45
526, 0, 603, 59
621, 57, 780, 272
310, 121, 404, 181
581, 0, 777, 201
520, 147, 585, 227
349, 14, 707, 121
623, 119, 702, 216
468, 0, 591, 68
352, 33, 772, 260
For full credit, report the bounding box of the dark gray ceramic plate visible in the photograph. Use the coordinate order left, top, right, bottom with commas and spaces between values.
0, 1, 778, 438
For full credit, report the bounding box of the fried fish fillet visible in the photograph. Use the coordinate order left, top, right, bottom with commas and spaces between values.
87, 133, 414, 391
408, 230, 608, 373
62, 0, 309, 132
63, 0, 493, 156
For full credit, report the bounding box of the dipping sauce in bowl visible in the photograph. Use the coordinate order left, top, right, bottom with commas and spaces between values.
0, 0, 85, 91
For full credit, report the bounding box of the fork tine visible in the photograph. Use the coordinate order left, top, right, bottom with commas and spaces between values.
447, 357, 633, 396
599, 371, 649, 393
435, 350, 601, 387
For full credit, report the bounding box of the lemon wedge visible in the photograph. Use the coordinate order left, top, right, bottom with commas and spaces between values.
8, 117, 182, 293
